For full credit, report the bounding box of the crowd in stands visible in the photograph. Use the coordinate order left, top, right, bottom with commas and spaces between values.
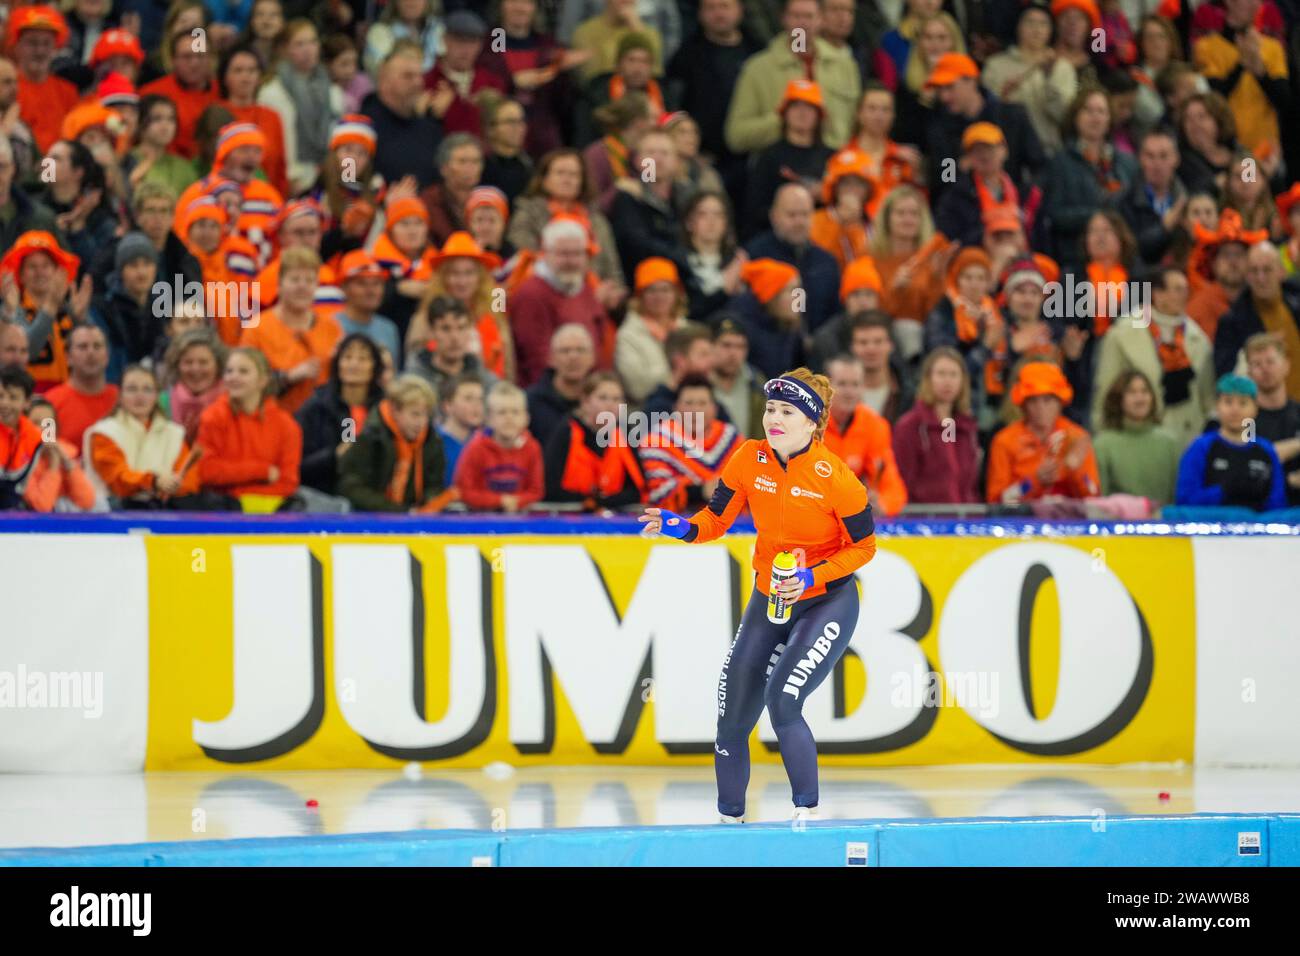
1, 0, 1299, 520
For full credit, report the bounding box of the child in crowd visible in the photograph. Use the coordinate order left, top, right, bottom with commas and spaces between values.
338, 374, 447, 513
453, 382, 544, 513
436, 374, 486, 486
1175, 375, 1287, 512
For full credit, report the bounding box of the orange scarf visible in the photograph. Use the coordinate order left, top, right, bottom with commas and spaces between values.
1150, 320, 1191, 373
601, 134, 631, 180
974, 172, 1020, 228
379, 399, 426, 505
1086, 261, 1128, 337
609, 75, 664, 115
948, 289, 1004, 397
372, 232, 434, 281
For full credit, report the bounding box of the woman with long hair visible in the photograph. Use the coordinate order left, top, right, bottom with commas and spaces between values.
239, 0, 285, 71
313, 115, 384, 264
1221, 149, 1279, 235
1093, 368, 1180, 504
258, 19, 343, 196
981, 3, 1077, 154
1079, 208, 1138, 337
639, 367, 878, 823
682, 190, 744, 318
848, 84, 922, 219
127, 95, 199, 198
892, 346, 981, 504
1176, 92, 1237, 198
296, 332, 385, 495
892, 12, 965, 148
870, 185, 949, 356
160, 328, 227, 443
363, 0, 444, 75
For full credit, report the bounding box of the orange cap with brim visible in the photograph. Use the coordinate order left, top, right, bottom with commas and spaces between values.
821, 148, 876, 206
634, 256, 682, 294
428, 231, 502, 271
962, 121, 1006, 151
338, 250, 388, 282
925, 53, 979, 88
386, 197, 430, 229
1050, 0, 1102, 30
1011, 361, 1074, 407
741, 259, 800, 304
0, 231, 80, 285
778, 78, 825, 115
840, 256, 883, 300
61, 103, 124, 143
7, 6, 70, 50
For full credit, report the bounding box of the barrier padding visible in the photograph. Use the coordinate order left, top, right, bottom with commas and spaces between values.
0, 815, 1287, 867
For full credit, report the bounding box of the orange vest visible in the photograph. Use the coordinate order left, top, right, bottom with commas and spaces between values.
561, 419, 645, 500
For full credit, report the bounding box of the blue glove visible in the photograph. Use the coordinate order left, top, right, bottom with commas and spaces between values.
793, 567, 815, 590
658, 510, 691, 539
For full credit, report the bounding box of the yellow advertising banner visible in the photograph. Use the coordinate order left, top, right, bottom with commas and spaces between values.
144, 535, 1196, 770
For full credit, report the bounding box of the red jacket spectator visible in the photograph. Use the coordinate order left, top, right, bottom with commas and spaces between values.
47, 382, 119, 451
423, 61, 507, 138
891, 401, 981, 504
138, 74, 220, 160
196, 393, 302, 498
453, 429, 544, 510
509, 272, 614, 387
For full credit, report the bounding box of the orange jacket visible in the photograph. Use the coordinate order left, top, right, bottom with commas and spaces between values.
822, 404, 908, 516
685, 438, 877, 600
138, 75, 220, 159
810, 209, 870, 272
0, 416, 42, 482
88, 433, 202, 499
23, 439, 97, 512
18, 74, 80, 154
985, 416, 1100, 503
240, 307, 343, 413
196, 394, 301, 497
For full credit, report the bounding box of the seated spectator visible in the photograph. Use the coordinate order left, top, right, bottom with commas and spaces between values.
421, 11, 505, 139
509, 218, 616, 387
84, 365, 205, 509
742, 79, 835, 240
1051, 0, 1102, 86
338, 373, 447, 512
359, 43, 445, 190
217, 45, 289, 197
892, 346, 980, 505
1187, 210, 1257, 341
1092, 266, 1214, 450
437, 374, 486, 485
891, 11, 963, 151
90, 233, 164, 384
1075, 210, 1138, 338
0, 365, 43, 508
415, 232, 512, 379
1092, 370, 1181, 505
47, 326, 119, 450
1215, 242, 1300, 395
296, 333, 384, 496
102, 182, 202, 303
420, 134, 485, 245
160, 329, 226, 443
581, 29, 665, 146
38, 140, 120, 283
728, 257, 801, 380
847, 84, 922, 219
980, 4, 1077, 154
12, 6, 81, 156
1116, 129, 1188, 268
126, 95, 200, 200
709, 317, 765, 440
847, 311, 913, 425
256, 19, 342, 195
332, 250, 402, 367
583, 91, 656, 209
1190, 0, 1287, 159
363, 0, 443, 76
407, 295, 498, 401
371, 193, 437, 342
682, 191, 744, 319
609, 127, 692, 281
0, 230, 92, 391
526, 324, 596, 447
477, 97, 533, 209
464, 186, 515, 263
661, 111, 725, 198
811, 148, 873, 271
20, 395, 99, 513
250, 199, 338, 315
616, 258, 689, 404
870, 185, 948, 359
1175, 91, 1238, 198
746, 183, 840, 334
998, 257, 1090, 421
570, 1, 665, 84
810, 258, 884, 369
935, 122, 1024, 250
1245, 333, 1300, 505
196, 347, 302, 503
1175, 374, 1287, 512
639, 373, 742, 512
543, 370, 646, 510
325, 34, 373, 114
312, 115, 382, 263
138, 26, 221, 160
823, 354, 907, 515
0, 322, 28, 369
924, 247, 1001, 423
986, 361, 1099, 504
0, 135, 56, 255
642, 323, 717, 418
240, 247, 343, 414
454, 381, 544, 512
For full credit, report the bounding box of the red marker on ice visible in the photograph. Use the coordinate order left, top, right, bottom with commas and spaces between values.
306, 799, 319, 809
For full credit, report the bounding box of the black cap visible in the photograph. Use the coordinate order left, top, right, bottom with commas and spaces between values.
444, 10, 487, 39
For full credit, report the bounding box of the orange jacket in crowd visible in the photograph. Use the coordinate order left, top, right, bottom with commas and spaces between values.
985, 416, 1100, 503
87, 435, 202, 500
239, 307, 343, 414
196, 394, 302, 497
685, 438, 877, 601
23, 439, 97, 512
822, 404, 908, 516
138, 74, 220, 159
223, 102, 289, 197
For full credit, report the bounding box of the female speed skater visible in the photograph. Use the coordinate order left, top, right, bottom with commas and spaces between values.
638, 367, 878, 823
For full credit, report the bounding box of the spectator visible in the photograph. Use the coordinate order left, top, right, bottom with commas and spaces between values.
333, 250, 402, 366
998, 257, 1090, 419
543, 370, 646, 509
325, 33, 373, 115
107, 182, 202, 301
196, 346, 302, 502
296, 333, 384, 496
583, 90, 655, 207
90, 233, 164, 384
138, 26, 221, 160
810, 147, 873, 271
892, 11, 964, 151
1175, 373, 1286, 511
257, 19, 343, 196
810, 257, 884, 369
641, 323, 717, 418
986, 361, 1099, 504
1245, 333, 1300, 504
1051, 0, 1102, 86
454, 381, 545, 512
1215, 242, 1300, 396
422, 11, 506, 138
371, 194, 437, 343
1175, 92, 1238, 198
478, 97, 533, 207
1186, 210, 1260, 341
1220, 148, 1277, 235
879, 0, 943, 78
823, 353, 907, 515
1116, 129, 1188, 268
364, 0, 444, 76
217, 45, 289, 197
127, 95, 200, 199
682, 190, 744, 319
407, 295, 498, 402
609, 127, 692, 281
339, 373, 447, 512
20, 396, 99, 513
1131, 14, 1187, 134
934, 122, 1024, 250
45, 325, 118, 453
84, 364, 205, 509
638, 372, 742, 512
0, 322, 28, 369
240, 247, 344, 414
892, 346, 981, 505
421, 133, 485, 245
870, 185, 947, 358
660, 111, 725, 199
616, 258, 688, 404
12, 6, 80, 156
241, 0, 284, 73
0, 137, 57, 259
569, 0, 667, 83
527, 324, 596, 447
416, 231, 512, 380
727, 257, 801, 379
1092, 369, 1181, 504
1076, 209, 1139, 337
40, 140, 120, 279
846, 310, 913, 424
0, 365, 42, 508
360, 43, 445, 189
437, 374, 486, 484
509, 218, 616, 387
0, 55, 38, 181
0, 231, 92, 392
1191, 0, 1288, 158
465, 186, 515, 263
580, 29, 665, 145
743, 79, 835, 240
980, 4, 1077, 154
160, 328, 226, 443
1276, 185, 1300, 276
709, 317, 765, 440
746, 183, 840, 334
924, 247, 1001, 420
724, 0, 861, 153
848, 84, 921, 218
253, 202, 334, 315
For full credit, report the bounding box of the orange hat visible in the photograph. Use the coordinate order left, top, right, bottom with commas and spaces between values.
214, 122, 266, 168
633, 256, 682, 294
465, 185, 509, 224
273, 198, 324, 234
962, 122, 1006, 151
740, 259, 800, 304
90, 27, 144, 66
338, 249, 388, 282
97, 71, 138, 109
0, 231, 79, 286
821, 148, 876, 205
179, 196, 228, 236
386, 196, 429, 228
778, 79, 825, 116
983, 209, 1023, 237
1011, 361, 1074, 407
60, 102, 124, 142
1275, 184, 1300, 234
428, 231, 502, 271
946, 247, 993, 288
1190, 208, 1268, 278
925, 53, 979, 88
839, 256, 883, 300
7, 6, 70, 49
1050, 0, 1102, 30
1034, 253, 1060, 286
328, 114, 377, 155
